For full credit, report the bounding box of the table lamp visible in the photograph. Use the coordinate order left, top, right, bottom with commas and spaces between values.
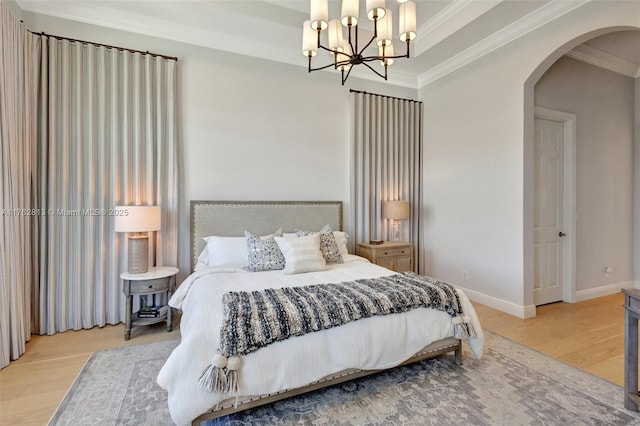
115, 205, 161, 274
383, 200, 410, 241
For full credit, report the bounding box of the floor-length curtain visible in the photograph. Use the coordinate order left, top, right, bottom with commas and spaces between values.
29, 34, 178, 335
0, 3, 33, 368
350, 92, 424, 273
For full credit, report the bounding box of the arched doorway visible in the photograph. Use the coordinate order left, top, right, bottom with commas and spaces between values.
523, 27, 640, 314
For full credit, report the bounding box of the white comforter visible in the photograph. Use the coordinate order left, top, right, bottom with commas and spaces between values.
157, 256, 484, 425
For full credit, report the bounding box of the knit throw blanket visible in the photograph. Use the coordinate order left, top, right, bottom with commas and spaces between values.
199, 272, 476, 393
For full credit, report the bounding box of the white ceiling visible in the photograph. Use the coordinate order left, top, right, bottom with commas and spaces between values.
15, 0, 640, 88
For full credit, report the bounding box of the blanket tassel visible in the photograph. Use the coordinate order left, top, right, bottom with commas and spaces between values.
225, 356, 241, 394
198, 365, 228, 393
199, 354, 230, 393
198, 354, 242, 394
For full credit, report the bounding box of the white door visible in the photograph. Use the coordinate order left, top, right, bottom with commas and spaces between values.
534, 117, 565, 305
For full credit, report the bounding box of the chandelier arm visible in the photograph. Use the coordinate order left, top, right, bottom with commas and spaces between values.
309, 61, 350, 72
353, 23, 358, 55
341, 63, 355, 85
317, 44, 352, 62
348, 32, 356, 57
316, 44, 337, 54
357, 18, 379, 57
363, 40, 412, 61
305, 11, 414, 85
361, 61, 386, 80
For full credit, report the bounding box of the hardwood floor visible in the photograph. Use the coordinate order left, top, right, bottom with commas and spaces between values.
0, 293, 630, 425
473, 292, 627, 386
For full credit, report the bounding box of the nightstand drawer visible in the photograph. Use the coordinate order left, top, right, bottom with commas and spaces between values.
129, 277, 170, 294
377, 247, 411, 257
357, 242, 414, 273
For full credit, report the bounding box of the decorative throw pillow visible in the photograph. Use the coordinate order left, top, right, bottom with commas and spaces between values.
332, 231, 349, 257
274, 233, 327, 275
296, 224, 343, 264
243, 228, 285, 272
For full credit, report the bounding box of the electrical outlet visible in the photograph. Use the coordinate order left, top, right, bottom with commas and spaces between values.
462, 270, 469, 281
604, 266, 613, 278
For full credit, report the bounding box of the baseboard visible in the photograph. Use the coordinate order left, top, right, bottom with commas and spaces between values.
575, 281, 635, 302
458, 286, 536, 319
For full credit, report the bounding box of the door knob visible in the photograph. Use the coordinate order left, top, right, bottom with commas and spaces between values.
558, 232, 566, 237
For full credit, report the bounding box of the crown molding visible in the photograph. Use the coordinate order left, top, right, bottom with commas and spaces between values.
16, 0, 418, 89
415, 0, 503, 55
418, 0, 590, 88
566, 43, 640, 78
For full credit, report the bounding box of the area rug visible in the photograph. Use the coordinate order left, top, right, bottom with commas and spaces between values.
49, 331, 640, 426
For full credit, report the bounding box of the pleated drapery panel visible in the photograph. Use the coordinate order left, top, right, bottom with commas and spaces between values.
350, 92, 424, 273
0, 3, 33, 368
30, 35, 178, 335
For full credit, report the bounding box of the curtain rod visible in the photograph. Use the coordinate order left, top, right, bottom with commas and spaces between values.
349, 89, 421, 104
28, 30, 178, 62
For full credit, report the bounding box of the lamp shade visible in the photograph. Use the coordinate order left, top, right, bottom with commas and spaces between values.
384, 201, 410, 220
310, 0, 328, 31
399, 1, 417, 42
366, 0, 386, 21
341, 0, 359, 27
302, 20, 317, 57
114, 206, 161, 233
379, 43, 394, 66
328, 19, 344, 52
376, 9, 392, 47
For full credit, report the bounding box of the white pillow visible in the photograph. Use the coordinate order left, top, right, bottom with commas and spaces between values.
194, 245, 210, 271
333, 231, 349, 257
203, 236, 248, 267
274, 234, 327, 275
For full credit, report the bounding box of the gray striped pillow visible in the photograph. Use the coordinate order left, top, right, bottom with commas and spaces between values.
296, 224, 343, 264
274, 233, 326, 274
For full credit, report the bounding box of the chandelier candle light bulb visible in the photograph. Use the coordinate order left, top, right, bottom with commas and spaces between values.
303, 0, 417, 85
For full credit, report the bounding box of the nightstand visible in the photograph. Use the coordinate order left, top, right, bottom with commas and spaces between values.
121, 266, 178, 340
358, 242, 413, 272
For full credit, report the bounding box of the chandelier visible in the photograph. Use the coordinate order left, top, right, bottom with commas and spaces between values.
302, 0, 417, 85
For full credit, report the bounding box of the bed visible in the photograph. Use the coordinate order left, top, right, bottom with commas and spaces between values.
157, 201, 484, 426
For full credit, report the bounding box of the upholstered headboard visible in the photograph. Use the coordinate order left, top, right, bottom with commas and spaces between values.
190, 200, 343, 271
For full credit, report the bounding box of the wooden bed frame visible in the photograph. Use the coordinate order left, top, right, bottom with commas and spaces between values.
189, 200, 462, 425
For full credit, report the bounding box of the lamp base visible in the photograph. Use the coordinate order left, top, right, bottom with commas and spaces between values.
391, 220, 402, 242
128, 235, 149, 274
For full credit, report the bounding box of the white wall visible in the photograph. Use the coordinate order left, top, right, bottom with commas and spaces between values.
535, 56, 635, 294
22, 2, 640, 314
23, 11, 418, 279
635, 77, 640, 289
419, 1, 640, 317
